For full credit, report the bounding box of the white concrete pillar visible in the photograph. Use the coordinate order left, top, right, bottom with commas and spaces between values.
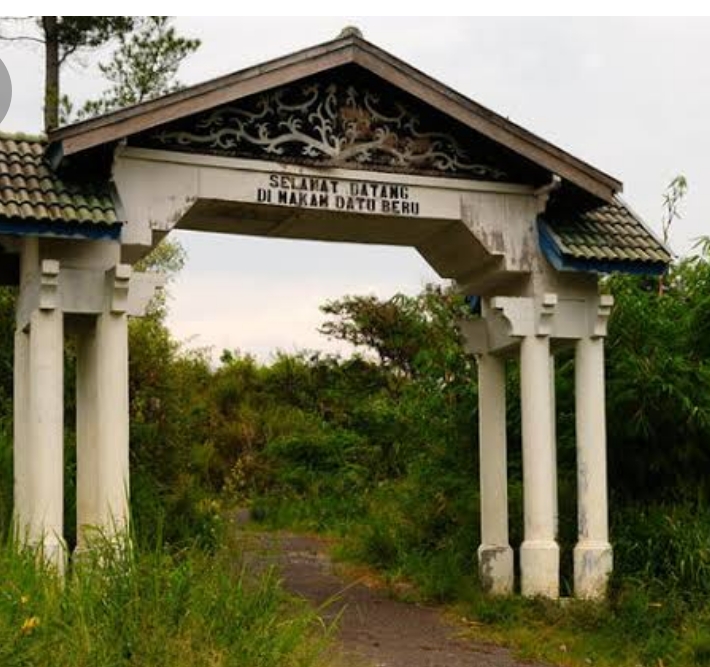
75, 266, 131, 549
93, 307, 131, 538
550, 354, 558, 539
76, 323, 99, 550
75, 264, 132, 547
13, 327, 30, 540
75, 308, 130, 547
574, 335, 612, 599
27, 303, 65, 571
519, 334, 559, 598
477, 352, 513, 595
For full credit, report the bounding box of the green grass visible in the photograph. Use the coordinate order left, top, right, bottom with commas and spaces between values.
254, 485, 710, 667
0, 535, 331, 667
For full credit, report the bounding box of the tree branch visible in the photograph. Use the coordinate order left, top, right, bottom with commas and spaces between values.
58, 43, 79, 65
0, 34, 44, 43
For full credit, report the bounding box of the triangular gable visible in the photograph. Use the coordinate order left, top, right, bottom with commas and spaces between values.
129, 65, 550, 184
48, 30, 622, 203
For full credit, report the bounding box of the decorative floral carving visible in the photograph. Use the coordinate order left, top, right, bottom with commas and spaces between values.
145, 80, 508, 179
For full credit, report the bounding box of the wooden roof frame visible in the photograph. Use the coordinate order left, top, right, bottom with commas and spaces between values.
49, 31, 622, 203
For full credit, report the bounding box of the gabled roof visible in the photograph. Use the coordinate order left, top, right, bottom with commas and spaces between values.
0, 134, 120, 240
0, 30, 671, 275
48, 29, 621, 203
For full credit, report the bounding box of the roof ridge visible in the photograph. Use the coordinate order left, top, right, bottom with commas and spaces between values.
0, 131, 47, 144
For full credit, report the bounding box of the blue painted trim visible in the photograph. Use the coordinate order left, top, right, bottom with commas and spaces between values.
465, 295, 481, 315
537, 219, 667, 277
45, 141, 63, 171
0, 219, 121, 241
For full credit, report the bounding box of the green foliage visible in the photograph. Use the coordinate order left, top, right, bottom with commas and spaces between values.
0, 16, 198, 127
605, 250, 710, 502
128, 313, 218, 547
46, 16, 138, 59
612, 502, 710, 596
0, 419, 12, 540
134, 237, 187, 317
0, 16, 140, 128
0, 288, 15, 411
242, 248, 710, 665
78, 17, 200, 119
661, 174, 688, 246
0, 537, 329, 667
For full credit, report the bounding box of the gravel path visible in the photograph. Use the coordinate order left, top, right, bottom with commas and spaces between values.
238, 528, 550, 667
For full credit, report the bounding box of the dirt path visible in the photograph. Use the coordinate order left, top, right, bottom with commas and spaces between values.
239, 529, 548, 667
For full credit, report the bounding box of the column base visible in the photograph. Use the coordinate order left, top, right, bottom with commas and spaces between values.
520, 539, 559, 598
477, 544, 514, 595
574, 541, 612, 600
36, 535, 67, 576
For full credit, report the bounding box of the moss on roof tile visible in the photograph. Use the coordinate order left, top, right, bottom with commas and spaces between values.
0, 134, 119, 228
544, 199, 671, 268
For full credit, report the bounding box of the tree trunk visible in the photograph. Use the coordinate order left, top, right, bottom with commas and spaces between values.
42, 16, 59, 132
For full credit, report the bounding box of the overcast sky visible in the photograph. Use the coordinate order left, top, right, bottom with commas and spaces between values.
2, 17, 709, 360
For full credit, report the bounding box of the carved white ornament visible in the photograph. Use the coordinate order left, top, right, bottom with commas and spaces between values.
149, 82, 507, 179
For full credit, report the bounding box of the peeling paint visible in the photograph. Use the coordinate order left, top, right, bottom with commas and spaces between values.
478, 545, 513, 595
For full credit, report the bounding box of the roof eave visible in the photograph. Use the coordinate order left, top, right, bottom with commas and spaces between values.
49, 35, 359, 155
0, 219, 123, 241
538, 219, 669, 277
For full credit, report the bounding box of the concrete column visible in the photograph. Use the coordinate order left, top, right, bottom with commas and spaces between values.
477, 352, 513, 595
27, 305, 65, 571
519, 334, 559, 598
574, 335, 612, 599
75, 263, 131, 547
550, 354, 558, 539
76, 309, 130, 547
95, 308, 130, 537
76, 323, 99, 550
13, 327, 30, 541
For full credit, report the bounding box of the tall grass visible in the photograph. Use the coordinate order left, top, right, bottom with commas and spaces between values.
0, 536, 331, 667
0, 417, 13, 541
257, 469, 710, 666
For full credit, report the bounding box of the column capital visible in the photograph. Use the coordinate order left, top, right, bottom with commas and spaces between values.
105, 264, 132, 314
38, 259, 60, 311
591, 294, 615, 338
489, 293, 558, 338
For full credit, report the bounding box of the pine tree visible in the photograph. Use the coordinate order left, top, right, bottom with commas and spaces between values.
0, 16, 199, 130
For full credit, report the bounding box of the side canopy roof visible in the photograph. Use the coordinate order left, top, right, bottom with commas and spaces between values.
2, 28, 670, 274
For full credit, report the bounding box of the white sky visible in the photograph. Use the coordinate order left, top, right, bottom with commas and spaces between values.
2, 16, 710, 360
